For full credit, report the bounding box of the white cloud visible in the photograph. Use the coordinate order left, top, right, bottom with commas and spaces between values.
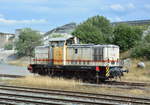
0, 18, 47, 24
110, 4, 125, 11
127, 3, 135, 9
115, 17, 123, 21
110, 3, 135, 11
26, 5, 90, 14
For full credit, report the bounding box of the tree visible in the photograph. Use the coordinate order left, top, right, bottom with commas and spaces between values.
112, 24, 142, 52
4, 43, 13, 50
131, 43, 150, 60
15, 28, 42, 57
72, 15, 113, 44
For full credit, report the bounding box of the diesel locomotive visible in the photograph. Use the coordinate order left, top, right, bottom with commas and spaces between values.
28, 36, 128, 82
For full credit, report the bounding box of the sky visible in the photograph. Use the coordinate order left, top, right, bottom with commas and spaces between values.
0, 0, 150, 33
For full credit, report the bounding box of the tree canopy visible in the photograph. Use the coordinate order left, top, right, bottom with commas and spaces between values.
112, 24, 142, 52
72, 15, 113, 44
15, 28, 42, 56
131, 27, 150, 59
131, 43, 150, 59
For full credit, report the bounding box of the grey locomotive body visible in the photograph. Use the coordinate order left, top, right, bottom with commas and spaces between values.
28, 36, 128, 82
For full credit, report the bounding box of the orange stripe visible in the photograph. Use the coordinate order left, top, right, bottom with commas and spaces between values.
33, 59, 119, 63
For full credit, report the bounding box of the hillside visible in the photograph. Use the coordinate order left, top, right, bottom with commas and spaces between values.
44, 22, 76, 36
112, 19, 150, 26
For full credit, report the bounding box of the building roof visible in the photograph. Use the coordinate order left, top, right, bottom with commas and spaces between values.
0, 32, 15, 35
44, 23, 76, 36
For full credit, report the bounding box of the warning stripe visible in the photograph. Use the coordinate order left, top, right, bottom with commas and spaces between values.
33, 59, 63, 62
105, 66, 110, 77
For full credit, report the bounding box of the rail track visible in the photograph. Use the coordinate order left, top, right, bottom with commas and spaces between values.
82, 80, 150, 90
0, 84, 150, 105
102, 81, 150, 90
104, 81, 150, 87
0, 74, 25, 78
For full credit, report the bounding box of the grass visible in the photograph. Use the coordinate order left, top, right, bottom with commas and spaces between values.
8, 75, 81, 89
120, 50, 150, 82
6, 75, 150, 98
121, 59, 150, 82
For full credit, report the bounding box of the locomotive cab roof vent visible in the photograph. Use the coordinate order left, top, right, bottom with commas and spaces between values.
49, 36, 79, 47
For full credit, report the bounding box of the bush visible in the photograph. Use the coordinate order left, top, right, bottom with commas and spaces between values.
4, 43, 13, 50
112, 24, 142, 52
131, 43, 150, 59
144, 34, 150, 43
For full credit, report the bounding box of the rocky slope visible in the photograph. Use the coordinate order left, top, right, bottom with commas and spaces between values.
44, 22, 76, 36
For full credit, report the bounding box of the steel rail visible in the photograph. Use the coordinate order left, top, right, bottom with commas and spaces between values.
81, 83, 150, 91
0, 97, 62, 105
0, 87, 149, 105
0, 87, 134, 104
0, 84, 149, 101
104, 81, 150, 86
0, 84, 150, 104
0, 92, 114, 105
0, 101, 15, 105
0, 74, 25, 78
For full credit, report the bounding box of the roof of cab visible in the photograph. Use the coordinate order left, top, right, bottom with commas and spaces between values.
67, 44, 119, 48
49, 36, 74, 42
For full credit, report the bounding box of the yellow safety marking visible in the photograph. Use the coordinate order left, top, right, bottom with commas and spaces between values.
105, 66, 110, 77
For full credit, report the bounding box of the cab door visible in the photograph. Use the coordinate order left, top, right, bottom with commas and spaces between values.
53, 46, 63, 65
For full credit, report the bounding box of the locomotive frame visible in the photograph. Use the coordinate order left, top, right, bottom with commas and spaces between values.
28, 36, 128, 82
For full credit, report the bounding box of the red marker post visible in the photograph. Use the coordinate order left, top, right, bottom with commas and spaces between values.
96, 66, 100, 72
96, 66, 100, 84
